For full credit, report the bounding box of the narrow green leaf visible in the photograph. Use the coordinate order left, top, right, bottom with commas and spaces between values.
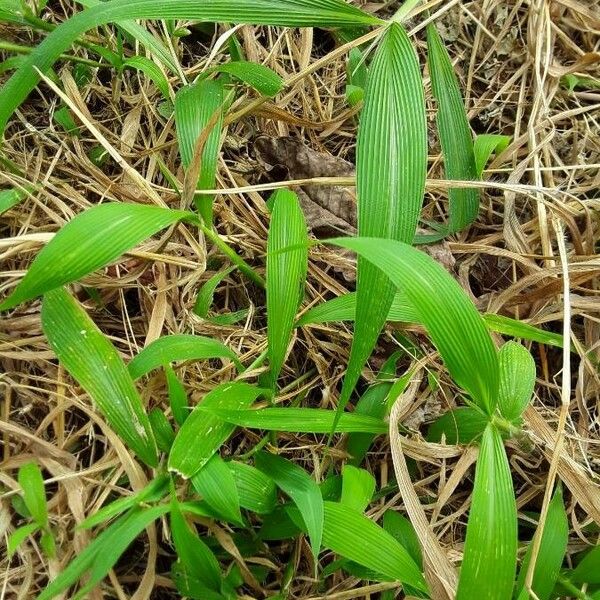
340, 465, 375, 513
330, 237, 499, 413
175, 79, 224, 223
165, 365, 189, 425
18, 462, 47, 527
322, 501, 427, 592
191, 454, 242, 525
168, 382, 268, 478
473, 134, 510, 177
128, 334, 241, 380
7, 523, 39, 557
40, 531, 56, 559
427, 407, 489, 445
338, 22, 427, 425
123, 56, 171, 99
149, 408, 176, 452
193, 267, 235, 318
42, 288, 158, 467
572, 545, 600, 585
427, 24, 478, 233
171, 561, 226, 600
456, 425, 517, 600
200, 406, 388, 434
515, 485, 568, 600
201, 61, 283, 97
170, 499, 222, 591
255, 452, 323, 559
482, 314, 564, 349
229, 461, 277, 515
53, 105, 80, 135
383, 510, 423, 569
0, 203, 190, 311
266, 189, 308, 385
498, 341, 536, 421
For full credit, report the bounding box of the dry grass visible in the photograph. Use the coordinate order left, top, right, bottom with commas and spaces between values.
1, 0, 599, 598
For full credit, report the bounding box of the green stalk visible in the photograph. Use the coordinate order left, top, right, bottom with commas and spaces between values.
0, 40, 102, 67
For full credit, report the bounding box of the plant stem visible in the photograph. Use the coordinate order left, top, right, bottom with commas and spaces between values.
0, 40, 102, 67
556, 574, 593, 600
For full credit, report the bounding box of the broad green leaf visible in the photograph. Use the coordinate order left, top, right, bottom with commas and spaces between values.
7, 523, 39, 557
78, 475, 169, 530
474, 134, 510, 177
260, 505, 302, 541
0, 1, 381, 136
427, 24, 478, 233
38, 505, 169, 600
498, 341, 536, 421
168, 382, 268, 478
149, 408, 176, 452
255, 452, 323, 559
53, 105, 80, 135
0, 186, 30, 215
201, 61, 283, 97
123, 56, 171, 99
330, 237, 499, 414
383, 510, 422, 569
128, 334, 241, 380
266, 189, 308, 385
200, 406, 388, 434
515, 485, 568, 600
337, 22, 427, 427
165, 365, 189, 425
572, 545, 600, 585
191, 454, 242, 525
322, 501, 427, 592
456, 425, 517, 600
170, 499, 222, 591
42, 288, 158, 466
427, 407, 489, 445
18, 462, 47, 527
0, 203, 190, 311
229, 461, 277, 515
340, 465, 375, 513
171, 561, 226, 600
175, 79, 224, 223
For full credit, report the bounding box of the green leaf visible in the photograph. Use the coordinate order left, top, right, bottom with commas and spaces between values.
473, 134, 510, 177
330, 237, 499, 414
42, 288, 158, 467
266, 189, 308, 385
7, 523, 39, 557
128, 334, 242, 380
383, 510, 422, 569
515, 485, 568, 600
123, 55, 171, 99
0, 0, 379, 134
149, 408, 176, 452
427, 407, 489, 445
322, 501, 427, 592
193, 267, 235, 319
175, 79, 224, 223
497, 341, 536, 421
201, 61, 283, 97
200, 406, 388, 434
40, 530, 56, 559
18, 462, 47, 527
53, 105, 80, 135
38, 505, 169, 600
340, 465, 375, 513
169, 382, 268, 478
482, 314, 565, 349
427, 24, 478, 233
229, 461, 277, 515
572, 545, 600, 585
191, 454, 243, 525
165, 365, 189, 425
337, 22, 427, 426
255, 452, 323, 559
171, 561, 226, 600
456, 425, 517, 600
170, 499, 222, 592
0, 203, 190, 311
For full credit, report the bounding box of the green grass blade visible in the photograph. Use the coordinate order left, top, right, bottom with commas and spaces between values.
515, 485, 568, 600
191, 454, 243, 525
427, 407, 489, 444
266, 189, 308, 386
199, 406, 388, 434
127, 334, 242, 380
456, 425, 517, 600
482, 314, 564, 349
0, 186, 30, 215
427, 24, 478, 233
255, 452, 323, 559
330, 237, 499, 414
228, 461, 277, 515
168, 382, 268, 478
337, 22, 427, 424
175, 79, 224, 223
202, 61, 283, 97
7, 523, 39, 557
0, 0, 380, 135
473, 134, 510, 177
340, 465, 375, 513
498, 341, 536, 421
322, 501, 427, 592
42, 288, 158, 467
123, 56, 171, 99
383, 510, 423, 570
0, 203, 190, 311
165, 365, 189, 426
18, 462, 47, 527
572, 545, 600, 585
149, 408, 176, 452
